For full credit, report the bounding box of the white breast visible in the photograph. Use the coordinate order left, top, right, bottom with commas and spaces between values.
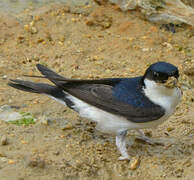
143, 78, 182, 117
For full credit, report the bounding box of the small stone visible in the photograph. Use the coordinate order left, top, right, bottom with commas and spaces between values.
162, 42, 173, 50
0, 111, 22, 122
53, 151, 60, 156
45, 31, 52, 41
2, 75, 7, 79
0, 157, 8, 162
39, 115, 50, 125
34, 16, 41, 21
144, 130, 152, 137
37, 38, 44, 43
61, 123, 73, 130
183, 158, 192, 167
24, 24, 30, 32
27, 156, 45, 168
21, 140, 28, 144
17, 36, 25, 43
174, 168, 184, 177
62, 6, 70, 13
28, 159, 38, 167
142, 48, 149, 52
183, 65, 194, 76
0, 152, 6, 157
30, 21, 35, 27
8, 159, 15, 164
1, 135, 8, 145
85, 8, 112, 29
31, 27, 38, 34
0, 105, 22, 122
0, 105, 12, 111
130, 157, 140, 170
167, 127, 175, 132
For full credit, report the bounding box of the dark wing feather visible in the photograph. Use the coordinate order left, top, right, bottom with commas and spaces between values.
36, 64, 121, 86
62, 84, 165, 123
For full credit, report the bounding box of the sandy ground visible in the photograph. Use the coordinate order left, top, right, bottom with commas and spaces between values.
0, 2, 194, 180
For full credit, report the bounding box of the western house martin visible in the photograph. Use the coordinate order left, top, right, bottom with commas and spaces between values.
8, 62, 182, 160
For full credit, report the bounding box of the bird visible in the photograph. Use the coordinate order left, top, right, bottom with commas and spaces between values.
8, 61, 182, 160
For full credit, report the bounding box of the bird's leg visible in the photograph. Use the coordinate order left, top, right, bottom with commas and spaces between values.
136, 129, 164, 145
116, 130, 130, 160
136, 129, 155, 145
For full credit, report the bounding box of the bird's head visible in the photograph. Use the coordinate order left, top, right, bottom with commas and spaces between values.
143, 62, 180, 89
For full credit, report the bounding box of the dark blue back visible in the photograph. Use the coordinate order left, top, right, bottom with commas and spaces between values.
112, 77, 155, 108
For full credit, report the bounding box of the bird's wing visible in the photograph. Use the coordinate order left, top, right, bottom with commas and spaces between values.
62, 84, 164, 123
36, 64, 121, 86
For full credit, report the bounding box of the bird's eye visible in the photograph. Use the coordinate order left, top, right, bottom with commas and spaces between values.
153, 72, 159, 77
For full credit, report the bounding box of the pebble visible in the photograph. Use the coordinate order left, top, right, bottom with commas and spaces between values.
0, 105, 22, 122
24, 24, 38, 34
1, 135, 8, 145
162, 42, 173, 50
60, 123, 73, 131
39, 115, 50, 125
27, 156, 45, 168
142, 48, 150, 52
183, 65, 194, 76
2, 75, 7, 79
53, 151, 60, 156
167, 127, 175, 132
144, 130, 152, 137
8, 159, 15, 164
31, 27, 38, 34
85, 9, 112, 29
0, 105, 12, 111
183, 158, 192, 167
0, 157, 8, 163
0, 152, 6, 157
129, 157, 140, 170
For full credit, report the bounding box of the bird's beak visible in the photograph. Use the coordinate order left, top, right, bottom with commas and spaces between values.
163, 76, 179, 88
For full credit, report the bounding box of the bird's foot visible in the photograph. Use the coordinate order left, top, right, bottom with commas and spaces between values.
116, 130, 131, 161
136, 130, 164, 145
118, 155, 130, 161
136, 136, 164, 146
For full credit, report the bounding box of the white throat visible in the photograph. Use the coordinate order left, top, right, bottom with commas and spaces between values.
143, 78, 182, 115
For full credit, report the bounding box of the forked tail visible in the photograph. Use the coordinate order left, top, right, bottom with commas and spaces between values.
8, 79, 65, 99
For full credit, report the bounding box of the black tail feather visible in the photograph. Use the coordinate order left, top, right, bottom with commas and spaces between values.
36, 64, 121, 86
9, 64, 121, 94
8, 79, 75, 108
8, 79, 58, 94
36, 64, 65, 80
36, 64, 68, 86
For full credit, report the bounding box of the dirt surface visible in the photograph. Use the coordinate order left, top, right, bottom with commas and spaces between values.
0, 2, 194, 180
